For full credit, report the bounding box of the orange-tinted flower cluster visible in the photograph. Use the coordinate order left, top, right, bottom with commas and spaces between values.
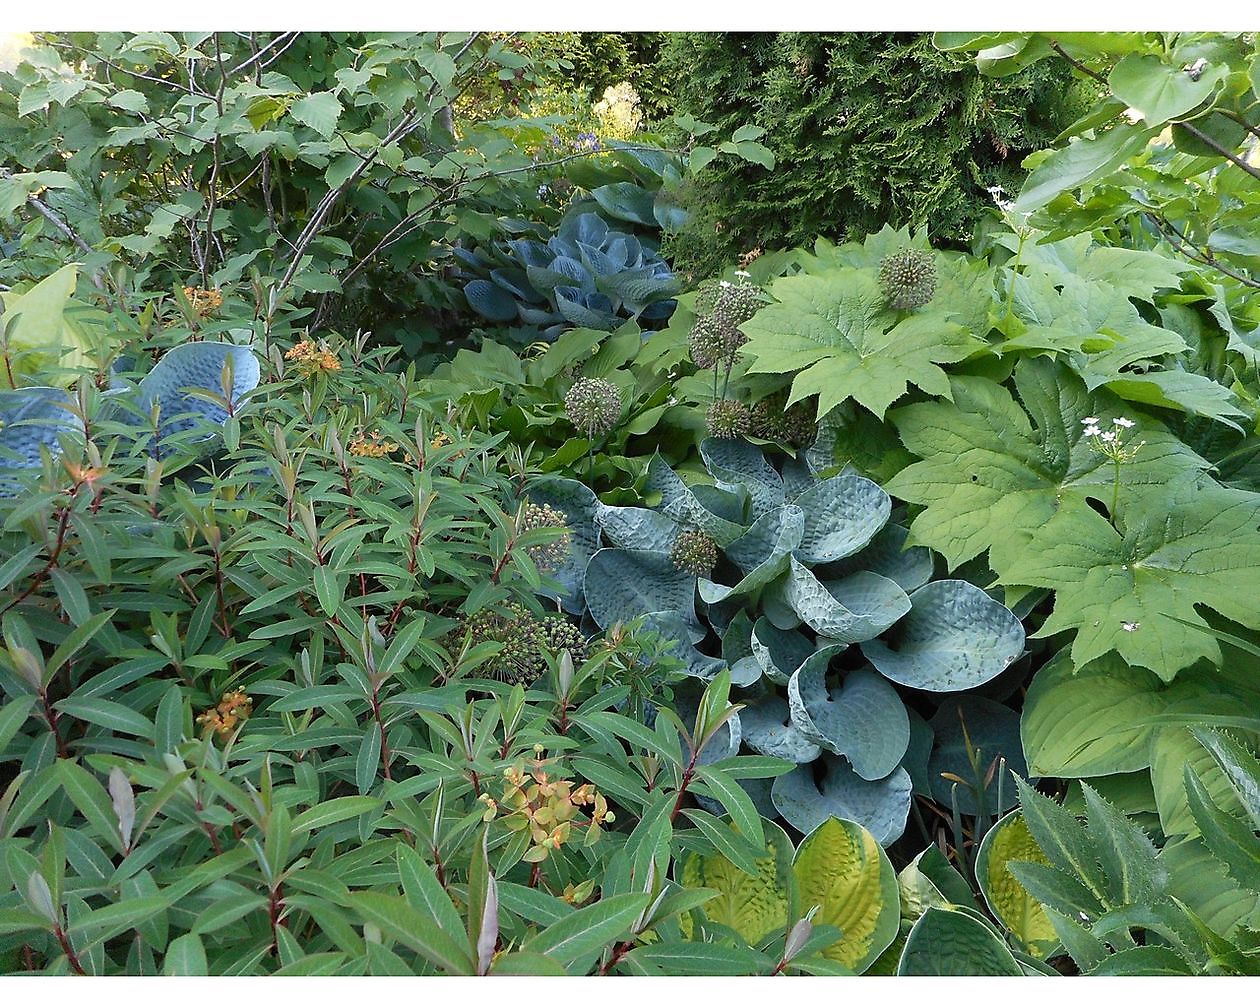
348, 431, 399, 458
196, 689, 253, 738
182, 286, 224, 316
480, 756, 614, 864
284, 340, 342, 377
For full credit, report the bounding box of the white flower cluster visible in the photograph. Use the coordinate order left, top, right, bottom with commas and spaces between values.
1081, 416, 1143, 462
592, 82, 642, 139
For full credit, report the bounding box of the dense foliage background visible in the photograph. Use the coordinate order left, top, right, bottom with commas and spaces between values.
0, 29, 1259, 978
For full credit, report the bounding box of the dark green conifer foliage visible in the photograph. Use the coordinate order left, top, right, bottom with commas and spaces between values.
657, 32, 1087, 278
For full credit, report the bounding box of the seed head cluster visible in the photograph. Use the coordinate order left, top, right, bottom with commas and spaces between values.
460, 604, 588, 685
706, 398, 751, 439
878, 248, 937, 311
564, 377, 623, 438
748, 390, 818, 446
670, 529, 719, 578
519, 502, 572, 572
688, 276, 762, 370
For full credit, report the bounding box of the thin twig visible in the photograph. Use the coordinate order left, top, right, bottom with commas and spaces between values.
24, 196, 106, 291
1146, 212, 1260, 290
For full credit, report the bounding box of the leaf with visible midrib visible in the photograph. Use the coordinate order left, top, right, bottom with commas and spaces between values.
741, 269, 985, 421
888, 357, 1211, 574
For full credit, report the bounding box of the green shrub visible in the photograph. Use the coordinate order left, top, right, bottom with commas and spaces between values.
656, 32, 1086, 278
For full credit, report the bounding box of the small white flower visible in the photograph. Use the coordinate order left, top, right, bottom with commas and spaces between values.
1100, 430, 1117, 443
1083, 424, 1101, 437
1081, 417, 1099, 426
734, 270, 751, 278
1121, 621, 1140, 633
1115, 417, 1135, 429
718, 280, 731, 288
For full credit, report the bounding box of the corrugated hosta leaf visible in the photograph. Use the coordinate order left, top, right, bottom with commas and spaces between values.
771, 756, 911, 846
741, 268, 986, 420
791, 472, 890, 564
976, 811, 1058, 959
861, 580, 1024, 692
784, 557, 910, 644
644, 453, 745, 546
897, 907, 1021, 975
1001, 480, 1260, 679
787, 664, 909, 781
0, 386, 77, 485
887, 357, 1210, 573
699, 438, 784, 520
679, 819, 796, 945
749, 618, 815, 686
819, 523, 934, 593
739, 693, 822, 764
698, 505, 804, 604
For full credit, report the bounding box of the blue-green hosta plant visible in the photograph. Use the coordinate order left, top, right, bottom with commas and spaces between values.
528, 436, 1030, 849
0, 341, 261, 489
460, 209, 679, 340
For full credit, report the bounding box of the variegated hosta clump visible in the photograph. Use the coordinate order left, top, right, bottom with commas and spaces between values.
526, 437, 1029, 849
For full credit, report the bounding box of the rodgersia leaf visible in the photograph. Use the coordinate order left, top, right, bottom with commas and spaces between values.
887, 357, 1210, 573
1002, 480, 1260, 679
741, 268, 986, 421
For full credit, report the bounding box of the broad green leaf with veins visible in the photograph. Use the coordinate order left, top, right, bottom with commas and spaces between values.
1003, 481, 1260, 678
740, 268, 986, 420
888, 358, 1210, 573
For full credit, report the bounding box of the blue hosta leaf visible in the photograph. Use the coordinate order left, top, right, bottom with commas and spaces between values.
555, 290, 618, 330
584, 548, 697, 630
699, 505, 804, 604
861, 580, 1024, 692
0, 386, 77, 474
784, 558, 911, 644
527, 255, 591, 293
595, 265, 680, 315
771, 756, 912, 846
740, 694, 822, 764
489, 268, 543, 303
645, 454, 745, 546
595, 504, 679, 552
793, 473, 891, 564
506, 238, 553, 268
788, 665, 910, 781
699, 438, 785, 520
137, 342, 260, 445
464, 279, 519, 321
750, 618, 816, 686
820, 523, 934, 593
528, 478, 601, 613
591, 182, 656, 227
928, 697, 1026, 816
557, 211, 610, 248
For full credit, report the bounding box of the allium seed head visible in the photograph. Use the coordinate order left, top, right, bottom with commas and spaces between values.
879, 248, 937, 311
706, 399, 751, 439
519, 502, 572, 572
670, 529, 718, 578
564, 378, 622, 438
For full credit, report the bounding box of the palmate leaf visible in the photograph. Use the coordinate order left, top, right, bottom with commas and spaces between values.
740, 268, 986, 420
1002, 480, 1260, 678
889, 358, 1212, 574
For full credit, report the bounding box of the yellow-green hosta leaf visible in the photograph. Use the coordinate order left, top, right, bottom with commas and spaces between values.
792, 816, 898, 972
976, 811, 1057, 959
679, 818, 795, 945
0, 265, 93, 387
